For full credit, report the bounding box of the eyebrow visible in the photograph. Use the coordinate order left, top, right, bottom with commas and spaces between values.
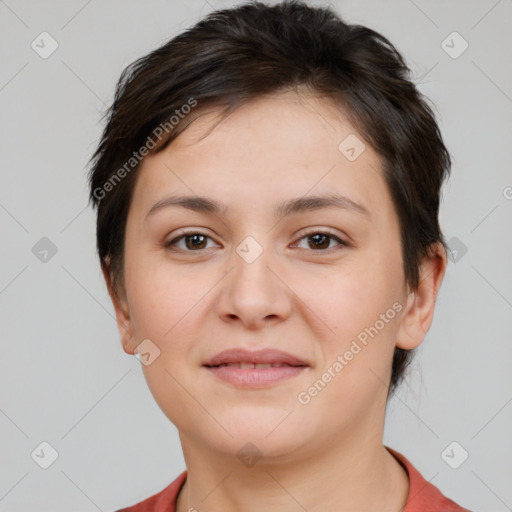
145, 193, 371, 221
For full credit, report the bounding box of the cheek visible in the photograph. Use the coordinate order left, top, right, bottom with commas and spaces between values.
302, 252, 402, 337
303, 257, 404, 394
124, 262, 207, 422
125, 255, 202, 339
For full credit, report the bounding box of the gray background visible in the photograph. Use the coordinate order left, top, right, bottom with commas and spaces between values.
1, 0, 511, 511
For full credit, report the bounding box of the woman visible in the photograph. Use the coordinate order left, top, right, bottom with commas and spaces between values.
88, 1, 472, 510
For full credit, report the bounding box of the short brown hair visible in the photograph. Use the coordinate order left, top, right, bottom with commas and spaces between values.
88, 0, 451, 397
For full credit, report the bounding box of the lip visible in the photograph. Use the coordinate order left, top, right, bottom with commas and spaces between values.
203, 348, 309, 367
203, 348, 310, 389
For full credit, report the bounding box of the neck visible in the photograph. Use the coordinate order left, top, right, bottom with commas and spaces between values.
175, 431, 409, 512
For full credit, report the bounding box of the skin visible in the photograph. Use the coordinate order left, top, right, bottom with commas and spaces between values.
104, 90, 447, 512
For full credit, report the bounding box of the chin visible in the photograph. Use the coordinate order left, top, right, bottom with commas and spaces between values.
209, 432, 306, 464
207, 413, 308, 457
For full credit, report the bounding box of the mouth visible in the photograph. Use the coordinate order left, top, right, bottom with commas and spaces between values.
203, 347, 309, 367
204, 364, 308, 388
202, 348, 310, 388
205, 362, 306, 369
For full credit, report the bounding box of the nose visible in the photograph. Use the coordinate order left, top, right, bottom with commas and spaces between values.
214, 235, 292, 330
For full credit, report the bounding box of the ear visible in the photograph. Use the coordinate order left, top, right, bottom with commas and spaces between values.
101, 260, 136, 355
395, 242, 448, 350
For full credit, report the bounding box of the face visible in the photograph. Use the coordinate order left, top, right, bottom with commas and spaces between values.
107, 91, 445, 461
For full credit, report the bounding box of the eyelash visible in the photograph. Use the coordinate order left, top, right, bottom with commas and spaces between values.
165, 229, 349, 254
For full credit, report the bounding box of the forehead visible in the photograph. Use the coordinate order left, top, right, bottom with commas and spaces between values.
130, 91, 394, 224
170, 91, 360, 159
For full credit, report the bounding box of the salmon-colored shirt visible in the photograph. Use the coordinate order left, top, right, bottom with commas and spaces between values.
116, 446, 472, 511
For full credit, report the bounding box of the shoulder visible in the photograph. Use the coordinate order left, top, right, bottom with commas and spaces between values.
115, 470, 187, 512
386, 446, 473, 512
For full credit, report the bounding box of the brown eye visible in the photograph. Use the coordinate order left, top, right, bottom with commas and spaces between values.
165, 231, 215, 251
307, 233, 330, 250
294, 231, 348, 252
